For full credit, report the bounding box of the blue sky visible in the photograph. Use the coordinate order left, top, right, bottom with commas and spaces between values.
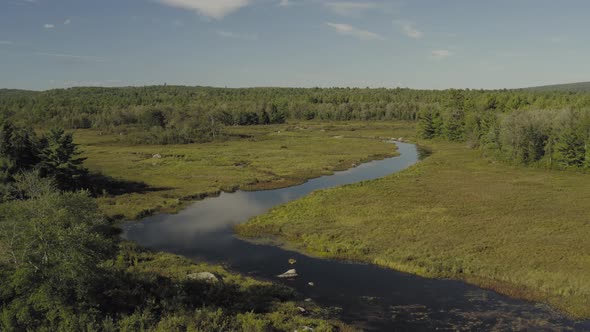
1, 0, 589, 90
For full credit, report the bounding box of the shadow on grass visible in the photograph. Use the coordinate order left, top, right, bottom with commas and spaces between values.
101, 244, 297, 321
83, 172, 172, 197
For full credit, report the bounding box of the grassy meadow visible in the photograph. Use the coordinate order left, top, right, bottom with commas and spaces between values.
237, 136, 590, 319
75, 121, 415, 219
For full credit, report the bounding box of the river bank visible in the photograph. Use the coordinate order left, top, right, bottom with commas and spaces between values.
237, 140, 590, 320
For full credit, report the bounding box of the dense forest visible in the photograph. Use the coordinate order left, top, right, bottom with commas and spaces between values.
1, 86, 590, 169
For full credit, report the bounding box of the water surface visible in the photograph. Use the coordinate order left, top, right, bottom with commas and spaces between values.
123, 142, 590, 331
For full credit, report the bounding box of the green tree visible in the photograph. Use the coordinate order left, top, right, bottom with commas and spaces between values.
38, 128, 87, 191
443, 109, 465, 141
140, 109, 166, 128
554, 127, 586, 168
0, 174, 117, 331
417, 108, 435, 139
268, 104, 286, 124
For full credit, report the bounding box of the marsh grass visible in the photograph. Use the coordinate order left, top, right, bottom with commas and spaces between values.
76, 122, 415, 219
237, 138, 590, 319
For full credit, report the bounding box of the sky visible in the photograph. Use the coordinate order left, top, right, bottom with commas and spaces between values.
1, 0, 590, 90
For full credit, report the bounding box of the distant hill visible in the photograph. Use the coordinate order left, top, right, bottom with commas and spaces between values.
525, 82, 590, 92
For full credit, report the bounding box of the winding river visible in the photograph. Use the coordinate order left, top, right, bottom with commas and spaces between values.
123, 142, 590, 331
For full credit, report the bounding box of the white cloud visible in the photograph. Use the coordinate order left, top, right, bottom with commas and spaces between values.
325, 22, 383, 41
0, 41, 13, 45
64, 18, 71, 25
325, 2, 377, 16
279, 0, 290, 6
395, 20, 423, 39
431, 49, 452, 59
156, 0, 251, 19
44, 24, 55, 29
216, 30, 258, 40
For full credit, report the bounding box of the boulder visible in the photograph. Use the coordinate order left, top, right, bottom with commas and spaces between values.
152, 153, 162, 159
277, 269, 298, 278
187, 272, 219, 283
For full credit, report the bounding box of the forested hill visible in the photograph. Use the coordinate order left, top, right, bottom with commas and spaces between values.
2, 85, 590, 129
524, 81, 590, 92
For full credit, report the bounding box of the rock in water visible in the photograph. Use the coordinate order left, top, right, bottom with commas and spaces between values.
277, 269, 298, 278
187, 272, 219, 283
288, 258, 297, 265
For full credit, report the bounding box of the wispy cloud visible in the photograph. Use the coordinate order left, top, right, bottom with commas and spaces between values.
0, 41, 13, 45
431, 49, 452, 59
44, 24, 55, 29
325, 2, 377, 16
216, 30, 258, 40
156, 0, 252, 19
395, 20, 423, 39
64, 18, 71, 25
278, 0, 290, 7
325, 22, 383, 41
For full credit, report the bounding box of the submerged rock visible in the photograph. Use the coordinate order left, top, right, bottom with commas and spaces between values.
187, 272, 219, 283
288, 258, 297, 265
277, 269, 298, 278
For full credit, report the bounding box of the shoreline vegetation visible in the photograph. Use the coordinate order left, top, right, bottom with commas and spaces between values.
237, 138, 590, 320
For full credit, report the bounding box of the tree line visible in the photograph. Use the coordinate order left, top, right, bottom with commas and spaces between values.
3, 86, 590, 137
417, 101, 590, 170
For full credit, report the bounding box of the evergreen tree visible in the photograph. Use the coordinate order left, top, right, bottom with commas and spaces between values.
268, 104, 286, 124
554, 128, 585, 167
417, 108, 435, 139
38, 128, 87, 191
443, 109, 465, 141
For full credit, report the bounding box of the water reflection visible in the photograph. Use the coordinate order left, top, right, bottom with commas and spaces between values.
124, 142, 418, 250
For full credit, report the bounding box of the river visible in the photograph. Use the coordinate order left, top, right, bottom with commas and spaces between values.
123, 142, 590, 331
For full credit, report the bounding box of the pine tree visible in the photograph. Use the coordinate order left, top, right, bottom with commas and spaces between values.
417, 109, 435, 139
38, 128, 87, 191
554, 127, 585, 168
